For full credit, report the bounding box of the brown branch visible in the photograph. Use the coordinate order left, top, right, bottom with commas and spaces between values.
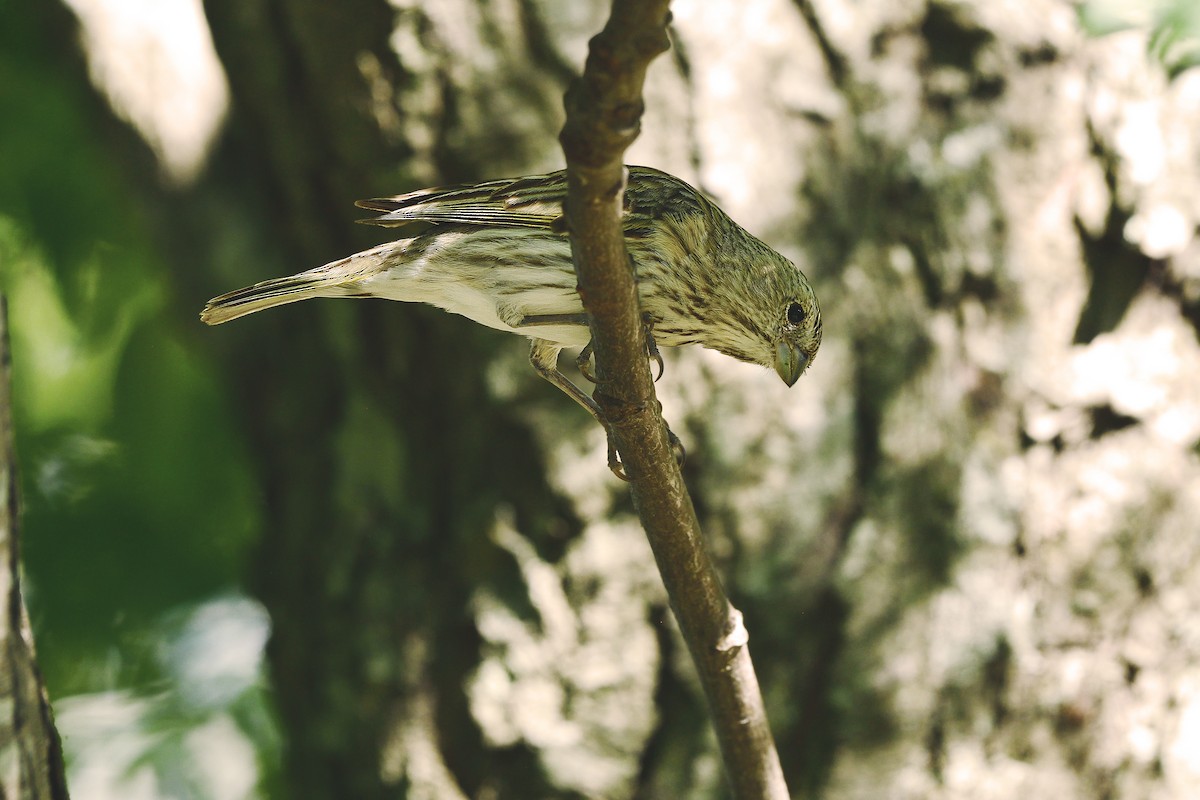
559, 5, 790, 798
0, 294, 71, 800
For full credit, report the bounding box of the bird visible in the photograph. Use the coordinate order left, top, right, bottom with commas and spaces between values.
202, 166, 821, 471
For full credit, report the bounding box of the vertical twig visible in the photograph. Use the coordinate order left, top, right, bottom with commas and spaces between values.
559, 4, 790, 797
0, 294, 72, 799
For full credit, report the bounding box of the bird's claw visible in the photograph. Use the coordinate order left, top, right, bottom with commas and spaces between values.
578, 318, 664, 385
667, 427, 686, 466
604, 423, 685, 482
650, 349, 665, 383
607, 435, 629, 481
582, 318, 673, 479
576, 341, 597, 384
641, 316, 665, 382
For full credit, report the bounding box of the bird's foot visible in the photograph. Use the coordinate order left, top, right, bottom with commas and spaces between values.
576, 341, 596, 383
604, 421, 685, 482
577, 315, 664, 385
643, 317, 665, 383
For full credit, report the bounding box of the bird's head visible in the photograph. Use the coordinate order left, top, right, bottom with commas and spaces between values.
698, 247, 822, 386
771, 274, 822, 386
632, 191, 822, 386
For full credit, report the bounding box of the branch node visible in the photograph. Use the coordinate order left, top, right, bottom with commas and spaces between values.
611, 101, 645, 133
636, 29, 671, 58
594, 391, 649, 426
716, 608, 749, 652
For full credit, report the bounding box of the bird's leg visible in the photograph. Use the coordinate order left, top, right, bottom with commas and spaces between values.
523, 321, 684, 478
518, 312, 663, 383
633, 321, 684, 462
572, 318, 663, 384
527, 339, 601, 420
528, 339, 627, 478
575, 341, 596, 383
641, 314, 665, 383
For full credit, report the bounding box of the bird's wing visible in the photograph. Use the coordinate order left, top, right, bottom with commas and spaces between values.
356, 171, 570, 229
621, 167, 706, 222
356, 167, 701, 231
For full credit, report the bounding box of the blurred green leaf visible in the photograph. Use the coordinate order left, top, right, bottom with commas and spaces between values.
56, 595, 281, 799
1079, 0, 1200, 78
1151, 0, 1200, 78
0, 0, 263, 712
0, 218, 159, 431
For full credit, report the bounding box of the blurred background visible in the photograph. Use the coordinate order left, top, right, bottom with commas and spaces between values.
1, 0, 1199, 797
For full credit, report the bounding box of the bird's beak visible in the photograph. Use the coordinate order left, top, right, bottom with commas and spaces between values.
774, 341, 808, 387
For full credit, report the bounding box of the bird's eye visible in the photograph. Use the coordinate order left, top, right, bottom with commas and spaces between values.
786, 301, 805, 327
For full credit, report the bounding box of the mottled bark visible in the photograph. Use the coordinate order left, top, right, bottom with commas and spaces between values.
195, 1, 591, 796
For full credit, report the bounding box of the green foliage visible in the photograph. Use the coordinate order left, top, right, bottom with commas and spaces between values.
0, 3, 273, 794
57, 597, 282, 798
1080, 0, 1200, 79
0, 179, 260, 702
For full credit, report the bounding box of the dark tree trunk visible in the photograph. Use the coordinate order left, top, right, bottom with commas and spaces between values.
188, 3, 604, 797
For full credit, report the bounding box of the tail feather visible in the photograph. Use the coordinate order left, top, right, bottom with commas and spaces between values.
200, 274, 340, 325
200, 241, 403, 325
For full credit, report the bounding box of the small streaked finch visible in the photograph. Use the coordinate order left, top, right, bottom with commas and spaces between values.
202, 166, 821, 454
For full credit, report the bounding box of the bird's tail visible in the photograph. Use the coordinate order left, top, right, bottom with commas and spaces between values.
200, 241, 402, 325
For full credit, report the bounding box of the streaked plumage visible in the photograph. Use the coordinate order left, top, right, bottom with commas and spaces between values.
202, 166, 821, 423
